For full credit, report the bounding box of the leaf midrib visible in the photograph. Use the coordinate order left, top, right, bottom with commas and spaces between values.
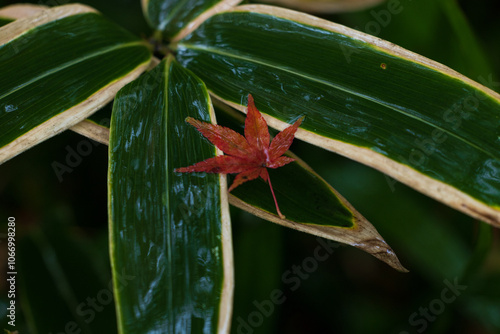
177, 42, 498, 161
0, 41, 145, 102
162, 57, 175, 331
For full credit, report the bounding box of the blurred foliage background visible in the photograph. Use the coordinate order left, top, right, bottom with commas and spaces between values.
0, 0, 499, 333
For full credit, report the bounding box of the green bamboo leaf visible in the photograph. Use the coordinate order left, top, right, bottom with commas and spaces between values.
260, 0, 384, 14
174, 4, 500, 227
108, 55, 233, 333
142, 0, 242, 41
230, 155, 406, 271
0, 5, 148, 146
18, 222, 117, 333
0, 4, 152, 164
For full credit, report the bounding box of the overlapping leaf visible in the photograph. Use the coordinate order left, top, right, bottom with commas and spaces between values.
108, 56, 233, 333
142, 0, 241, 41
174, 4, 500, 227
261, 0, 384, 13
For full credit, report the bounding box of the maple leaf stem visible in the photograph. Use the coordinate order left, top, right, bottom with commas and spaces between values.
267, 174, 285, 219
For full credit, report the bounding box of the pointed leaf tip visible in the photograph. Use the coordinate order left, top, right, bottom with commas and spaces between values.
245, 94, 270, 153
362, 238, 409, 272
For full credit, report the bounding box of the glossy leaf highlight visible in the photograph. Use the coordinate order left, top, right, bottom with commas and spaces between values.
108, 56, 233, 333
0, 4, 151, 164
260, 0, 384, 13
142, 0, 241, 40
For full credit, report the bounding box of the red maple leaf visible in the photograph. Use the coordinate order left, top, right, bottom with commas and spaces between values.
175, 94, 303, 219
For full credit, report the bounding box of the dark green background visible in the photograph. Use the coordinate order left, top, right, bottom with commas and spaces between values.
1, 0, 499, 333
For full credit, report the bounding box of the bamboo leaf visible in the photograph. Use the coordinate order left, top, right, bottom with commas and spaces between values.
229, 156, 407, 271
0, 4, 152, 164
174, 4, 500, 227
260, 0, 385, 14
108, 55, 233, 333
142, 0, 242, 41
